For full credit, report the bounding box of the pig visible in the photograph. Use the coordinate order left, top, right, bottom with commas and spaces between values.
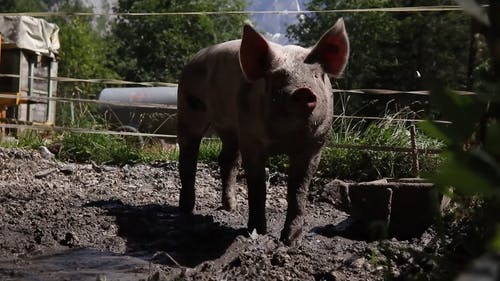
177, 18, 349, 245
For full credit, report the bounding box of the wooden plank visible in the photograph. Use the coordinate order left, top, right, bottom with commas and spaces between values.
0, 92, 28, 106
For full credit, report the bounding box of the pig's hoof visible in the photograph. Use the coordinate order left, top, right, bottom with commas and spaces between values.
222, 197, 237, 211
280, 228, 303, 247
248, 222, 267, 235
280, 236, 301, 247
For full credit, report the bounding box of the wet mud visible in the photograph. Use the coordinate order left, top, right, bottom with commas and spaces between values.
0, 147, 437, 280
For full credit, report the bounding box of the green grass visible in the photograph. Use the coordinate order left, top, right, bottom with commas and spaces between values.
52, 134, 223, 165
56, 132, 142, 164
318, 108, 444, 181
54, 132, 183, 165
197, 138, 222, 163
0, 130, 46, 149
0, 130, 174, 165
0, 105, 444, 179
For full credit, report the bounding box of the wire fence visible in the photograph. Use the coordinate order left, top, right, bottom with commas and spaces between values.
0, 73, 475, 109
0, 5, 482, 18
0, 75, 450, 139
0, 4, 464, 175
0, 75, 447, 171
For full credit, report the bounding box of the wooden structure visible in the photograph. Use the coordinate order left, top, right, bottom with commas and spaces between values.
0, 16, 59, 137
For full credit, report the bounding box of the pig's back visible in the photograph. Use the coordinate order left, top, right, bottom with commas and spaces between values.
178, 40, 245, 131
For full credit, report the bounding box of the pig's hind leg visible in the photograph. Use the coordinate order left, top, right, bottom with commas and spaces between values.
217, 131, 241, 211
177, 89, 210, 214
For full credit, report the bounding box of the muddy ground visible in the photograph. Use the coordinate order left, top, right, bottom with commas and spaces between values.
0, 147, 443, 281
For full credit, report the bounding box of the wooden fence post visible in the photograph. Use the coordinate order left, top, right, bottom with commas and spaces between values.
410, 125, 420, 177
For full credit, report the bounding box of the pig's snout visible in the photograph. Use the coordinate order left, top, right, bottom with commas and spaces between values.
292, 88, 317, 113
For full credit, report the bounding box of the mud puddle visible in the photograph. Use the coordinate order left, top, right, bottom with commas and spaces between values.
0, 248, 150, 281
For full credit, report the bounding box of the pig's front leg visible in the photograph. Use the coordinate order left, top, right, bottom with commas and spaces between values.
240, 144, 268, 234
281, 150, 322, 246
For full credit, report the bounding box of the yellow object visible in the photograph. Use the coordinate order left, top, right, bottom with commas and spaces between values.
0, 92, 28, 106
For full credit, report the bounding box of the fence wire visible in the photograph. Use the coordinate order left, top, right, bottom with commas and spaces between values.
0, 5, 458, 163
0, 5, 478, 18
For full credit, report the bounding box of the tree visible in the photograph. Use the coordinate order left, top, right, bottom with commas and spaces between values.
0, 0, 47, 12
111, 0, 248, 83
49, 1, 118, 126
287, 0, 471, 91
1, 0, 117, 126
51, 1, 117, 84
420, 1, 500, 275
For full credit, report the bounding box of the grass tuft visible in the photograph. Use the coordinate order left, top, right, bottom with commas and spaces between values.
0, 103, 443, 180
319, 107, 443, 181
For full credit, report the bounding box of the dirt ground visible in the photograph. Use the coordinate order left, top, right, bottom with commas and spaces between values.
0, 147, 440, 281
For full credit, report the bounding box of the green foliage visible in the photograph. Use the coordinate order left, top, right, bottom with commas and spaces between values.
320, 109, 443, 181
55, 17, 117, 82
56, 132, 142, 164
418, 0, 500, 258
267, 154, 289, 174
52, 132, 175, 164
422, 87, 484, 145
0, 0, 117, 88
419, 86, 500, 266
0, 130, 46, 149
49, 1, 119, 127
263, 104, 443, 180
111, 0, 248, 83
0, 0, 47, 12
420, 87, 500, 199
198, 139, 222, 163
287, 0, 471, 90
16, 131, 46, 149
54, 133, 219, 165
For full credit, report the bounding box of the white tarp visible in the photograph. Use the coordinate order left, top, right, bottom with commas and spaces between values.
0, 16, 60, 58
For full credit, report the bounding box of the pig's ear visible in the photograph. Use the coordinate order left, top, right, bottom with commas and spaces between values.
305, 18, 349, 77
239, 24, 273, 82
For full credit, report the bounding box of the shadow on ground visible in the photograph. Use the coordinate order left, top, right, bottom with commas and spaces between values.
85, 200, 245, 267
311, 217, 377, 241
312, 216, 429, 242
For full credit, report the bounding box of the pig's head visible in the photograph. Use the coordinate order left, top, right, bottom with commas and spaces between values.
239, 19, 349, 126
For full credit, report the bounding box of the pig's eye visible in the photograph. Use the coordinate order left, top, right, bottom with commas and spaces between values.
276, 89, 286, 96
272, 70, 291, 82
314, 73, 319, 79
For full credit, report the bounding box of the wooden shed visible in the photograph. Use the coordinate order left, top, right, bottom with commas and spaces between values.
0, 16, 59, 130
